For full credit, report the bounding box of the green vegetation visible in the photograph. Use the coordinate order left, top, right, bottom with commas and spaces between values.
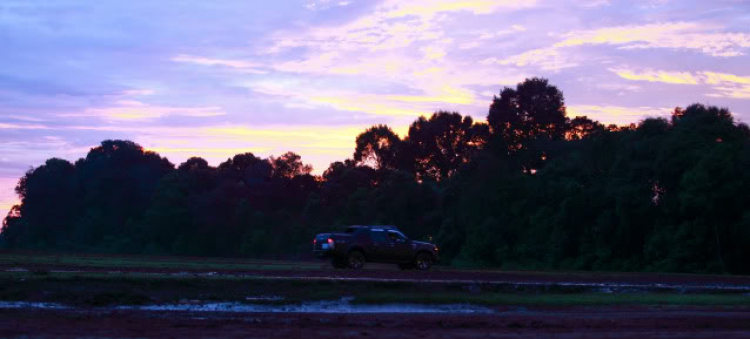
0, 253, 323, 271
3, 77, 749, 274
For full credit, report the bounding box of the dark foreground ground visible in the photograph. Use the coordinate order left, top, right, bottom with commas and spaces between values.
3, 251, 750, 290
2, 252, 750, 338
4, 306, 750, 338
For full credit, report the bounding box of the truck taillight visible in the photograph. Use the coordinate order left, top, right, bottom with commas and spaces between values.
328, 238, 335, 249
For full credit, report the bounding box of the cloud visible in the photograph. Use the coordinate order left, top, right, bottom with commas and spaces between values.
306, 0, 354, 10
609, 68, 701, 85
484, 47, 577, 71
703, 71, 750, 99
270, 1, 536, 54
459, 25, 526, 49
611, 68, 750, 99
172, 54, 267, 74
492, 21, 750, 71
567, 105, 672, 125
248, 80, 477, 117
122, 89, 155, 96
576, 0, 611, 7
61, 101, 226, 121
702, 71, 750, 85
263, 3, 531, 118
556, 22, 750, 57
0, 123, 49, 130
378, 0, 537, 19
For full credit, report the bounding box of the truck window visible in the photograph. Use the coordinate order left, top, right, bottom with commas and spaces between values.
370, 230, 389, 244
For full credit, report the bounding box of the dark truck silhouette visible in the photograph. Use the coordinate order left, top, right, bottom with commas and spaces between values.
313, 225, 439, 270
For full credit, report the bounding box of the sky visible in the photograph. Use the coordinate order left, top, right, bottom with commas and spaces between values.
1, 0, 750, 217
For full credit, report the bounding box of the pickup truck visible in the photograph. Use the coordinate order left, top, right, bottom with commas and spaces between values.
313, 225, 439, 270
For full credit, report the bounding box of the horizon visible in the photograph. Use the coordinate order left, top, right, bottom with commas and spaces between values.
2, 0, 750, 216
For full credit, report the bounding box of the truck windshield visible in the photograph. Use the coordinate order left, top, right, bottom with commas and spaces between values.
388, 231, 407, 241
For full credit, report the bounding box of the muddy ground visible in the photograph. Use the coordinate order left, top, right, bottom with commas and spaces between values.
3, 253, 750, 338
3, 251, 749, 290
4, 306, 750, 338
4, 260, 750, 291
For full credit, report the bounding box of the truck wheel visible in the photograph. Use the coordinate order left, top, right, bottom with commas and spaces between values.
415, 252, 432, 270
347, 251, 365, 269
331, 258, 347, 269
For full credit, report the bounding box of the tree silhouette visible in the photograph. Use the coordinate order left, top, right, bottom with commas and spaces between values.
488, 77, 567, 150
406, 111, 488, 181
354, 125, 404, 171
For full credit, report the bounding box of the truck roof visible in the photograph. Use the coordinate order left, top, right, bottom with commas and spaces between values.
347, 225, 399, 231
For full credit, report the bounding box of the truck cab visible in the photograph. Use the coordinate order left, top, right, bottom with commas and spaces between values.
313, 225, 439, 270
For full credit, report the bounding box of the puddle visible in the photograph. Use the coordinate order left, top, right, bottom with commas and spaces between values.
0, 298, 493, 314
130, 302, 493, 314
5, 268, 29, 272
249, 276, 750, 294
120, 298, 494, 314
245, 295, 285, 301
0, 301, 68, 309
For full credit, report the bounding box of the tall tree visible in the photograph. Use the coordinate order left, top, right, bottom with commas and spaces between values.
353, 125, 404, 171
406, 111, 488, 181
488, 77, 567, 150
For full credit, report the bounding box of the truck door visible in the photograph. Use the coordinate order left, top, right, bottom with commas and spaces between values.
366, 229, 390, 260
387, 230, 412, 262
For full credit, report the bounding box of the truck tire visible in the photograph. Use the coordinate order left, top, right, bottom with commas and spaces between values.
414, 252, 432, 270
347, 250, 365, 269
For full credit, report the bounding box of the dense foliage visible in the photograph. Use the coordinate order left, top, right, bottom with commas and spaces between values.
3, 78, 749, 274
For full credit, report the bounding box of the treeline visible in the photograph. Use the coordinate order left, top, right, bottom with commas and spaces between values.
3, 78, 749, 274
